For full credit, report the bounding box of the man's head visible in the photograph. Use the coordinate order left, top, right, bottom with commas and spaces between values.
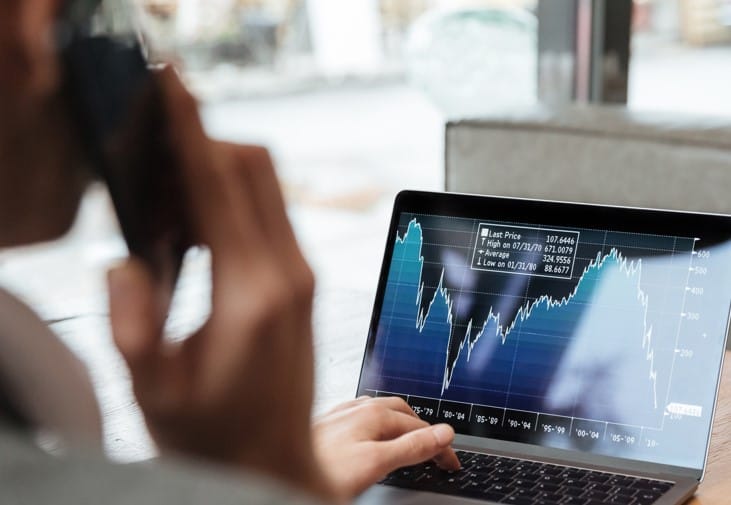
0, 0, 91, 247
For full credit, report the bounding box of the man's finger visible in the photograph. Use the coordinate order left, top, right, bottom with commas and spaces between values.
228, 144, 296, 247
108, 259, 165, 378
363, 396, 421, 419
374, 424, 460, 474
373, 412, 462, 469
326, 395, 372, 413
372, 410, 430, 441
327, 396, 421, 419
157, 70, 252, 256
372, 396, 422, 419
432, 445, 462, 471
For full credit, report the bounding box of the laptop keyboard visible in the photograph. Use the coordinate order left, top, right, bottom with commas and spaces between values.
380, 450, 674, 504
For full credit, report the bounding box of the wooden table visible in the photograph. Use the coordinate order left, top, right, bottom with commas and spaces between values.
690, 351, 731, 504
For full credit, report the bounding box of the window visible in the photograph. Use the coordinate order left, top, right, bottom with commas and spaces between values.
135, 0, 539, 201
630, 0, 731, 117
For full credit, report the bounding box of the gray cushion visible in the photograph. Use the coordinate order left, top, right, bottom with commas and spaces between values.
445, 105, 731, 213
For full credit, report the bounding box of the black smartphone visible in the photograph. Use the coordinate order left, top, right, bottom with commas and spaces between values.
58, 0, 191, 284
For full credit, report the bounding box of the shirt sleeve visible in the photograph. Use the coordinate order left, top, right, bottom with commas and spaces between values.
0, 426, 326, 505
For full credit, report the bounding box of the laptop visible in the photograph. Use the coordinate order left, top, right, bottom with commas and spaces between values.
355, 191, 731, 505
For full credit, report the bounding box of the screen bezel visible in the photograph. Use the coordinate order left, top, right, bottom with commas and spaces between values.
356, 190, 731, 481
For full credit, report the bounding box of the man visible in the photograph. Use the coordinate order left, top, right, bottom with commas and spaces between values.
0, 1, 460, 503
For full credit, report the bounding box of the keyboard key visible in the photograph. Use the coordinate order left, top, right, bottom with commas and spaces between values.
488, 482, 511, 494
583, 489, 609, 500
537, 492, 563, 502
486, 476, 513, 487
564, 478, 588, 489
608, 476, 636, 487
482, 491, 510, 502
614, 487, 638, 499
535, 482, 560, 493
632, 480, 674, 493
434, 475, 460, 487
512, 463, 532, 472
512, 488, 540, 498
635, 491, 663, 504
538, 474, 561, 484
492, 467, 513, 477
539, 465, 563, 476
607, 496, 637, 504
588, 473, 610, 484
561, 485, 586, 496
458, 480, 484, 493
560, 497, 591, 504
458, 471, 481, 482
499, 496, 534, 505
516, 471, 540, 482
513, 478, 537, 489
588, 483, 613, 493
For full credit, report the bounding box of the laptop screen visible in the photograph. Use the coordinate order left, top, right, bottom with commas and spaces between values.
358, 192, 731, 473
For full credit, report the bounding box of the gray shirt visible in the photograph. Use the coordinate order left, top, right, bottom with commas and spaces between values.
0, 425, 323, 505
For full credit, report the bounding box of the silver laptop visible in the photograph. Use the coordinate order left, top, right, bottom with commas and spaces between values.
355, 191, 731, 505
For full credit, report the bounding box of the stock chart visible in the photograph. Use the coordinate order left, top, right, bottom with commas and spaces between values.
360, 212, 731, 469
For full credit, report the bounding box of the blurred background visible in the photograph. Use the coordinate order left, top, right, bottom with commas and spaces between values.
108, 0, 731, 207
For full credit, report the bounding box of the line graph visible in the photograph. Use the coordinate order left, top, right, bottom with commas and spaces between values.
367, 215, 697, 430
360, 206, 731, 471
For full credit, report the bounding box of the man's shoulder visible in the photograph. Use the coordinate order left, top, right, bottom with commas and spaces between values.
0, 426, 323, 505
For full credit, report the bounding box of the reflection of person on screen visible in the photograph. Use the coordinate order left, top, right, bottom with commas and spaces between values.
545, 244, 731, 464
431, 224, 728, 466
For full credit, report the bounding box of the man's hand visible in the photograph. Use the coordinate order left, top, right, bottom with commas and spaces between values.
108, 70, 333, 501
313, 396, 461, 501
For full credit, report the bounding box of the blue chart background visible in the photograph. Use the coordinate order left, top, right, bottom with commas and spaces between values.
361, 212, 731, 469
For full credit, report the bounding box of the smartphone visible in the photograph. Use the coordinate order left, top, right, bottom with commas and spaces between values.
58, 0, 191, 284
